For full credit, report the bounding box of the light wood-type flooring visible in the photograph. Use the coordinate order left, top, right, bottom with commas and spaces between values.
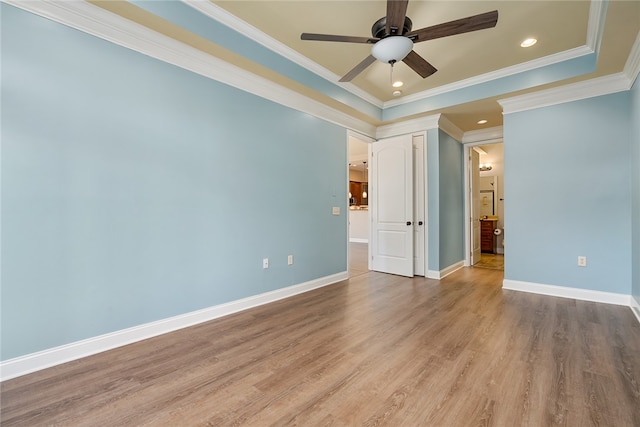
476, 253, 505, 270
2, 248, 640, 426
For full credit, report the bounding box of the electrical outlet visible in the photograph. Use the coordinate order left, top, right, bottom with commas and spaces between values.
332, 207, 340, 215
578, 256, 587, 267
288, 255, 293, 265
263, 258, 269, 269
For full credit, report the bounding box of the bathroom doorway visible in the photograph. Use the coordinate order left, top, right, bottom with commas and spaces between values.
467, 142, 504, 271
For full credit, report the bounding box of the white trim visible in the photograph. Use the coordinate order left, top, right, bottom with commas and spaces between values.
503, 279, 631, 306
374, 113, 463, 140
347, 129, 376, 144
182, 0, 384, 109
182, 0, 606, 115
631, 295, 640, 325
0, 271, 348, 381
624, 31, 640, 83
426, 261, 465, 280
438, 115, 464, 142
385, 0, 605, 109
384, 46, 594, 109
376, 114, 440, 139
463, 144, 471, 268
586, 0, 607, 53
499, 72, 632, 115
462, 126, 504, 144
4, 0, 377, 137
349, 238, 368, 243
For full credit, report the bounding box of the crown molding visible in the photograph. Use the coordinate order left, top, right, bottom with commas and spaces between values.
624, 31, 640, 83
462, 126, 504, 144
374, 113, 464, 141
499, 72, 631, 114
384, 46, 594, 109
375, 114, 440, 139
385, 0, 605, 109
182, 0, 384, 109
3, 0, 377, 137
438, 115, 464, 142
183, 0, 605, 117
586, 0, 607, 53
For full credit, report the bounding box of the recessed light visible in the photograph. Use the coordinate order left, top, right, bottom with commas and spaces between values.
393, 90, 402, 96
520, 38, 537, 48
477, 119, 488, 125
392, 81, 404, 88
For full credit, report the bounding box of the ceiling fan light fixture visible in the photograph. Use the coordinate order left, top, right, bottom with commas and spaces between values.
371, 36, 413, 63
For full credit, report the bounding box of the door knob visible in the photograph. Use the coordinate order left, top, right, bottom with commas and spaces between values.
406, 221, 412, 226
418, 221, 423, 226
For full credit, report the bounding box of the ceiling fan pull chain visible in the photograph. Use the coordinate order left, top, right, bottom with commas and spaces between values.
390, 59, 396, 85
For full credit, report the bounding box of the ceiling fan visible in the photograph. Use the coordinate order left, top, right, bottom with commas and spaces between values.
301, 0, 498, 82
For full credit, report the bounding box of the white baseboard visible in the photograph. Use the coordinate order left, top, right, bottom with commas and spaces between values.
503, 279, 631, 306
0, 271, 348, 382
426, 261, 465, 280
631, 295, 640, 325
349, 238, 368, 243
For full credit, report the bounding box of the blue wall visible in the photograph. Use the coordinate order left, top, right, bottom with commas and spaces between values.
427, 129, 465, 271
632, 77, 640, 302
504, 92, 632, 293
129, 0, 382, 121
1, 5, 347, 360
438, 130, 465, 269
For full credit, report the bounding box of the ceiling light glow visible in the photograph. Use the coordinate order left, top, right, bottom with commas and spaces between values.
477, 119, 488, 124
392, 81, 404, 88
520, 38, 537, 48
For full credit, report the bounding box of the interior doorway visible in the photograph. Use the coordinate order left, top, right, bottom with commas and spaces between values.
347, 132, 373, 277
466, 142, 504, 271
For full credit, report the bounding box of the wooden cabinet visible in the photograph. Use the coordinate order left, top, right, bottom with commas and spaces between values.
349, 181, 368, 206
481, 220, 497, 253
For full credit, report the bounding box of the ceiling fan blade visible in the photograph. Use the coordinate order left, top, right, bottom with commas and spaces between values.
403, 50, 437, 78
301, 33, 378, 44
386, 0, 409, 36
339, 55, 377, 82
407, 10, 498, 43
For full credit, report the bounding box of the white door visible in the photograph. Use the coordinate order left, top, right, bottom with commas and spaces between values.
413, 134, 426, 276
371, 134, 414, 277
471, 149, 481, 264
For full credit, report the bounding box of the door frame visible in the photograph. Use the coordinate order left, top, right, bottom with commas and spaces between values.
347, 130, 375, 275
470, 148, 481, 265
412, 133, 427, 276
463, 139, 503, 267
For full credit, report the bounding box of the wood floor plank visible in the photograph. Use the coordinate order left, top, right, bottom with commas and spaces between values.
2, 262, 640, 426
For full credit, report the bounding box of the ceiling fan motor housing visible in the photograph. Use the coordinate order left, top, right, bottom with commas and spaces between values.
372, 16, 413, 38
300, 2, 498, 82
